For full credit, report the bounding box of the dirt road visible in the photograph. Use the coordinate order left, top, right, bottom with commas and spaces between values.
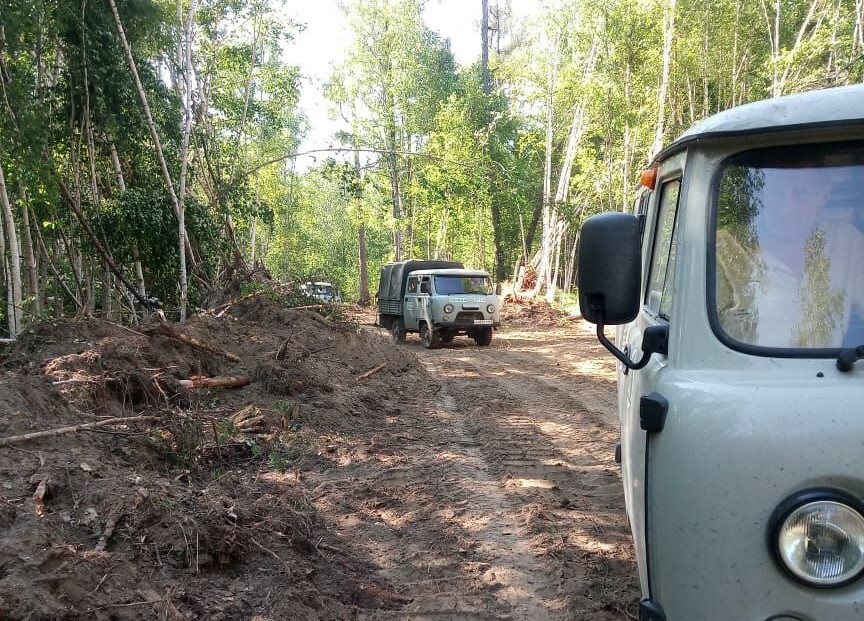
308, 320, 640, 620
0, 304, 638, 620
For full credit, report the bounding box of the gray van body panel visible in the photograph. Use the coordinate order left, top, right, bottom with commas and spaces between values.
633, 127, 864, 618
653, 83, 864, 165
377, 260, 463, 322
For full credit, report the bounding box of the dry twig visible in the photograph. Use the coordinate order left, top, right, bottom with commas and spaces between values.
250, 537, 292, 574
356, 363, 386, 380
0, 416, 161, 447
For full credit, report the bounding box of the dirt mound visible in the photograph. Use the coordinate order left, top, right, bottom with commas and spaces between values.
0, 296, 429, 620
500, 295, 570, 327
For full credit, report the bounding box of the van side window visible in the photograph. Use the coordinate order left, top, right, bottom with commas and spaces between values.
407, 277, 418, 294
646, 179, 681, 320
635, 191, 652, 240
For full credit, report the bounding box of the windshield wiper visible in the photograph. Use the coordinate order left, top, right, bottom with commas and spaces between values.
836, 345, 864, 372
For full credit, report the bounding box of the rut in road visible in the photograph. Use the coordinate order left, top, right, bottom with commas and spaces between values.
309, 324, 638, 620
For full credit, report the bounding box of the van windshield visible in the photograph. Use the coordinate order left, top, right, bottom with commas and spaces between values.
434, 276, 493, 295
713, 142, 864, 350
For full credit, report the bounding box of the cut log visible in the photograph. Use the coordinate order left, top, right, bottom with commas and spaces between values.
229, 404, 259, 425
236, 415, 265, 430
177, 375, 250, 390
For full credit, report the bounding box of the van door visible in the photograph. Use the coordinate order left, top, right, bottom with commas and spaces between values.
404, 275, 420, 329
619, 173, 682, 599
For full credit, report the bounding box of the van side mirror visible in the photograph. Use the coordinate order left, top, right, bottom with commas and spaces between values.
578, 212, 641, 325
420, 282, 430, 294
578, 212, 664, 370
495, 283, 502, 296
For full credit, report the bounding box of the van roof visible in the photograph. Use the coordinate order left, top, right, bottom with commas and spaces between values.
411, 269, 491, 277
654, 84, 864, 164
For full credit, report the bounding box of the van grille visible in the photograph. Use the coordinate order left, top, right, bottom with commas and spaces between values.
454, 311, 484, 326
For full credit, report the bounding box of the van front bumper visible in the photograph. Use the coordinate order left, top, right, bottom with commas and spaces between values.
435, 317, 500, 330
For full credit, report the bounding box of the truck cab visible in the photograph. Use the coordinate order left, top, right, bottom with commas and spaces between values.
577, 84, 864, 621
377, 260, 501, 348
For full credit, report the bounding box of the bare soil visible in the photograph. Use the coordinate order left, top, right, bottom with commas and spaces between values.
0, 296, 639, 620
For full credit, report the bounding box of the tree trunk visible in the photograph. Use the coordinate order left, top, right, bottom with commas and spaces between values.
175, 0, 196, 322
107, 0, 193, 319
481, 0, 490, 96
384, 91, 404, 261
0, 161, 22, 336
19, 191, 40, 315
651, 0, 676, 159
358, 224, 370, 305
354, 148, 370, 306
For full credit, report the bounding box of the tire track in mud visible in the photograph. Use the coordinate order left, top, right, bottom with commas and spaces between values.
406, 324, 637, 620
312, 323, 638, 620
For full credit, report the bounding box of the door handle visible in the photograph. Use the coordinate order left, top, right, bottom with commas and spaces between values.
622, 345, 631, 375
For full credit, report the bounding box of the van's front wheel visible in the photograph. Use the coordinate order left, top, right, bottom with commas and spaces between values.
420, 323, 440, 349
473, 327, 493, 346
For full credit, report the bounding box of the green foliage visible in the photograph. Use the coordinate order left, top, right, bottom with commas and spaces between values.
2, 0, 862, 328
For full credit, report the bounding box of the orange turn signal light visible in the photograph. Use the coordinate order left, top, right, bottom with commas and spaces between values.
640, 167, 658, 190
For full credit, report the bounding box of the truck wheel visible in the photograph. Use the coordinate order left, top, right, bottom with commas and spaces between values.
474, 327, 493, 346
391, 320, 406, 343
420, 323, 440, 349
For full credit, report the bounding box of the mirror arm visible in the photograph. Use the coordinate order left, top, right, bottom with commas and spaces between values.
596, 324, 653, 371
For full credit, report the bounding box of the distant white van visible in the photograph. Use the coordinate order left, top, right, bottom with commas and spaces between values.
301, 281, 341, 304
577, 84, 864, 621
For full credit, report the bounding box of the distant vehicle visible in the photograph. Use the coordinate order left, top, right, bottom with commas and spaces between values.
577, 83, 864, 621
377, 260, 501, 348
301, 281, 341, 304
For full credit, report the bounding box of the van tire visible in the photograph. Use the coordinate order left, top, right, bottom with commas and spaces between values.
391, 320, 406, 343
473, 327, 493, 346
420, 323, 440, 349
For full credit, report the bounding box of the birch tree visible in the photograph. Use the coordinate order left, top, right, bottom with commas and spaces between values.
0, 163, 22, 336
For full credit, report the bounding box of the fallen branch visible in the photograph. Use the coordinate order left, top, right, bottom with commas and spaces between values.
52, 377, 98, 385
145, 324, 240, 362
356, 363, 386, 380
177, 375, 250, 390
93, 317, 146, 338
250, 537, 292, 574
0, 416, 161, 447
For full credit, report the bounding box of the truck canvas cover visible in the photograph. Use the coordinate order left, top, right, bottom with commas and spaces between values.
377, 260, 463, 315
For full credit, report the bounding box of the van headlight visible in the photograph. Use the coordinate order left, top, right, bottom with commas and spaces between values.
772, 490, 864, 587
443, 304, 454, 314
487, 304, 495, 314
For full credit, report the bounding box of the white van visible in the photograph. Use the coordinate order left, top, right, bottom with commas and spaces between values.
577, 84, 864, 621
301, 281, 341, 304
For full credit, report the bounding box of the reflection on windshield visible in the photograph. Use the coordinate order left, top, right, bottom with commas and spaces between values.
434, 276, 493, 295
715, 143, 864, 349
